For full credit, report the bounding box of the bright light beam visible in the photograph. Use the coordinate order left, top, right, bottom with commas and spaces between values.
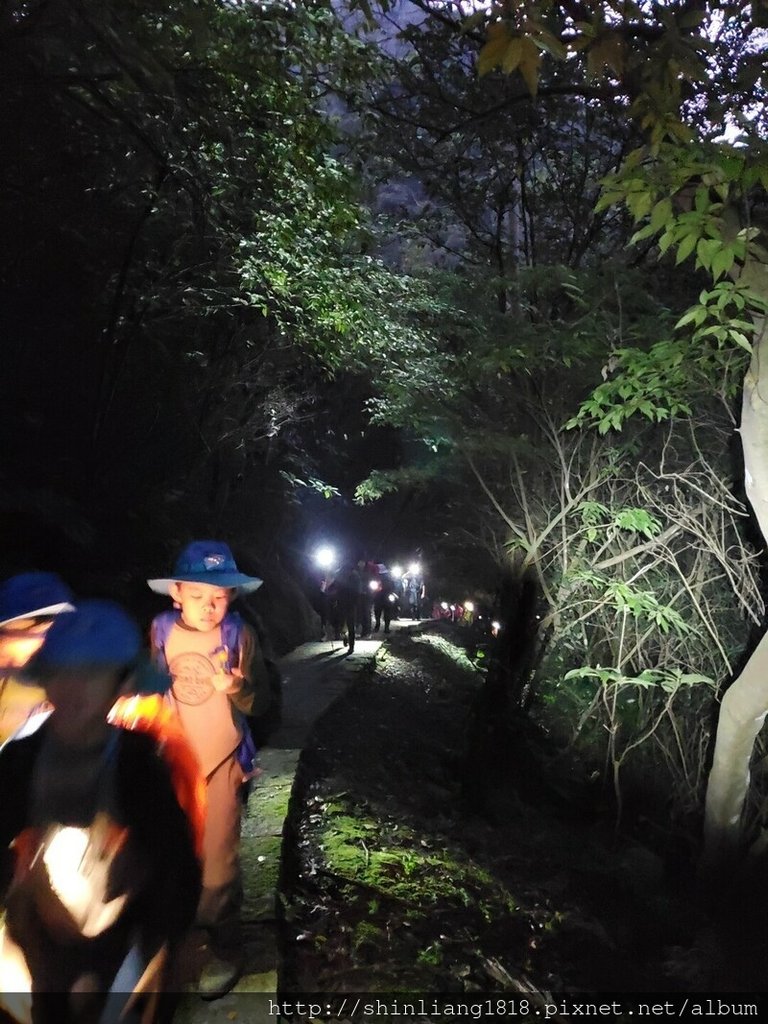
313, 546, 337, 570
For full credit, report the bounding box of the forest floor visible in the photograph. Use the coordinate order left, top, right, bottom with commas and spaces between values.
279, 622, 768, 1001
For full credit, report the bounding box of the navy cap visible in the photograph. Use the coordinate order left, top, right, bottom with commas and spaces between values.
0, 572, 74, 628
147, 540, 263, 595
24, 599, 141, 676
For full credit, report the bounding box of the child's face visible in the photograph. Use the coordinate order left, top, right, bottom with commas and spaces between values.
170, 582, 232, 631
45, 668, 127, 746
0, 618, 53, 670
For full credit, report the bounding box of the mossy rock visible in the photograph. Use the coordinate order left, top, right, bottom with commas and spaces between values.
352, 921, 388, 962
320, 810, 517, 920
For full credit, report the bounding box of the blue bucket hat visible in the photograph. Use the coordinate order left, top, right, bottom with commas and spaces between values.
147, 540, 263, 595
0, 572, 74, 628
24, 599, 141, 676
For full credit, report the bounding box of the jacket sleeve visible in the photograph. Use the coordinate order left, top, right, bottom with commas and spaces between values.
0, 734, 43, 907
0, 743, 25, 904
230, 622, 271, 718
120, 732, 202, 947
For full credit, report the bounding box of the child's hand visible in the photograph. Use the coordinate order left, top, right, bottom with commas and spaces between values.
211, 668, 243, 693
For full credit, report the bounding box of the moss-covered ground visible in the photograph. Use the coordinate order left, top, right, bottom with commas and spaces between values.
280, 624, 722, 998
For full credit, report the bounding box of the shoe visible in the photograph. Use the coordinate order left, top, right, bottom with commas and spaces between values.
198, 951, 243, 1000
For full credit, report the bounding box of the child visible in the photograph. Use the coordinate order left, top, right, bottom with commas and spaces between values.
0, 600, 201, 1024
147, 540, 269, 1000
0, 572, 74, 745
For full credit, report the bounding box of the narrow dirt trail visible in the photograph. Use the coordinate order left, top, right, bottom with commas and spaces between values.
278, 625, 716, 999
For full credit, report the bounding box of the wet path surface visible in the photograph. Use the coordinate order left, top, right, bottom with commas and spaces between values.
272, 639, 384, 749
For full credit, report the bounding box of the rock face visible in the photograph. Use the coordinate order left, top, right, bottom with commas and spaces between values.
244, 562, 321, 657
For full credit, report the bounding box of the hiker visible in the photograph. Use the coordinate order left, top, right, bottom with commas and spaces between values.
326, 560, 359, 653
355, 556, 373, 638
310, 570, 332, 642
404, 573, 424, 619
147, 540, 270, 999
0, 572, 74, 746
0, 600, 201, 1024
372, 566, 397, 634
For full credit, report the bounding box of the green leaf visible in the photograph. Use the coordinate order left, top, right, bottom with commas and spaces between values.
502, 38, 523, 73
630, 223, 659, 245
675, 306, 706, 330
729, 330, 753, 352
629, 189, 653, 221
675, 231, 698, 265
695, 237, 720, 271
693, 187, 710, 214
531, 26, 568, 60
711, 246, 735, 281
478, 24, 512, 76
649, 198, 673, 232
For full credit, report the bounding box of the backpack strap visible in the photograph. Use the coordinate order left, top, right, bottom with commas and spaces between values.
216, 613, 258, 778
150, 610, 179, 673
150, 609, 256, 777
151, 609, 244, 674
218, 612, 243, 672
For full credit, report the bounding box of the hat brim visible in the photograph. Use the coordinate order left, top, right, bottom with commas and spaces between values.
147, 574, 263, 595
0, 602, 74, 628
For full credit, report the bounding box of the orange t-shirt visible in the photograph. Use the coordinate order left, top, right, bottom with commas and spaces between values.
164, 623, 241, 777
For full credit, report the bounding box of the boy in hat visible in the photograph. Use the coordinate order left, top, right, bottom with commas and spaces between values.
0, 600, 201, 1023
147, 540, 269, 999
0, 572, 74, 745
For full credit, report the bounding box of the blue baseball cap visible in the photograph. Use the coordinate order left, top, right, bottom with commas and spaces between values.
0, 572, 74, 628
24, 599, 141, 676
147, 540, 263, 595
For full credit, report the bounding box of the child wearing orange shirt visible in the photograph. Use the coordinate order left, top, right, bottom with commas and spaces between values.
147, 540, 269, 1000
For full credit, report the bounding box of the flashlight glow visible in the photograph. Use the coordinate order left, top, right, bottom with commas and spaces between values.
43, 824, 129, 938
464, 601, 475, 612
369, 580, 381, 592
408, 562, 421, 576
314, 546, 336, 570
440, 601, 448, 610
0, 925, 32, 1021
391, 565, 403, 578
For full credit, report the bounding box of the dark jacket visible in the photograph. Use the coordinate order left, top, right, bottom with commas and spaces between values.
0, 724, 202, 953
327, 566, 360, 611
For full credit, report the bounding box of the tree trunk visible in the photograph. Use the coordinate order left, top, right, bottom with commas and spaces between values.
702, 313, 768, 867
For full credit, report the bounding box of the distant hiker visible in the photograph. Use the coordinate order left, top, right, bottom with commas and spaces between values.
355, 556, 373, 638
0, 600, 201, 1024
147, 540, 269, 1000
326, 561, 359, 653
372, 567, 397, 634
310, 570, 333, 642
0, 572, 74, 746
404, 574, 424, 620
317, 575, 330, 641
